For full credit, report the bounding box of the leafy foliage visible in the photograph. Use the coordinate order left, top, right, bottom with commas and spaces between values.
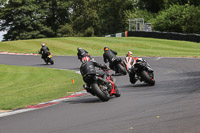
0, 0, 200, 40
152, 5, 200, 34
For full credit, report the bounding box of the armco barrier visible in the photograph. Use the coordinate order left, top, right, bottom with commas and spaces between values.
127, 31, 200, 43
105, 31, 200, 43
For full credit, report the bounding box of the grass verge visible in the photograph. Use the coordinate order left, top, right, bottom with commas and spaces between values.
0, 64, 84, 110
0, 37, 200, 57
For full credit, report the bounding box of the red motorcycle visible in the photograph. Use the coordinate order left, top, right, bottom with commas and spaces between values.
83, 69, 120, 101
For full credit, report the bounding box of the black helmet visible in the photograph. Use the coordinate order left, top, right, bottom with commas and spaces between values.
77, 47, 82, 51
104, 47, 109, 51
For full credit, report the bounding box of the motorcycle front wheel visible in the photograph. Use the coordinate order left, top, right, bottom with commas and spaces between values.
91, 83, 110, 101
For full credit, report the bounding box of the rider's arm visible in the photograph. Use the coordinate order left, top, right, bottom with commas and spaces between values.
94, 62, 108, 69
111, 49, 117, 55
84, 49, 88, 54
39, 48, 43, 54
77, 52, 80, 59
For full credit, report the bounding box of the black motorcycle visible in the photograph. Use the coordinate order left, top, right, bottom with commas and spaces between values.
111, 57, 127, 75
123, 57, 155, 86
82, 69, 120, 101
41, 52, 54, 65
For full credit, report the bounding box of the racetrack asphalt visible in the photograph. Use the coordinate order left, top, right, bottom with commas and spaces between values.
0, 54, 200, 133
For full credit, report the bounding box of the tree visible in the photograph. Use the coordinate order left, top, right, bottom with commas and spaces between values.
70, 0, 99, 36
0, 0, 52, 40
152, 5, 200, 34
0, 0, 71, 41
94, 0, 134, 35
45, 0, 71, 36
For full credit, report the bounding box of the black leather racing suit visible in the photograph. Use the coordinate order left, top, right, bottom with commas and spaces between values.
40, 46, 49, 60
103, 49, 118, 71
80, 60, 108, 84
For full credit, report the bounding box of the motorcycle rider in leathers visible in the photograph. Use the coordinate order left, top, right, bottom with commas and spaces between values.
123, 51, 138, 84
80, 56, 118, 95
103, 47, 120, 74
39, 43, 50, 62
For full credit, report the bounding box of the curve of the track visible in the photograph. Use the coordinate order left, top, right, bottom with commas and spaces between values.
0, 54, 200, 133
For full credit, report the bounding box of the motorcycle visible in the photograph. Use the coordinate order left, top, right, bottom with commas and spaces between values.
123, 57, 155, 86
111, 57, 127, 75
40, 52, 54, 65
83, 69, 120, 101
45, 52, 54, 65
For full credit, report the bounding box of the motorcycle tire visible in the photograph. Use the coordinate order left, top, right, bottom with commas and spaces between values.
140, 70, 155, 86
50, 59, 54, 65
91, 83, 110, 102
117, 64, 127, 75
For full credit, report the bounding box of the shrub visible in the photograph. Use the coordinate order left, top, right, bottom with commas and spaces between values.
152, 5, 200, 34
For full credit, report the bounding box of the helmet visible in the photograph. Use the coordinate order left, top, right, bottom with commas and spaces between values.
104, 47, 109, 51
127, 51, 133, 57
82, 56, 90, 63
41, 43, 45, 47
77, 47, 82, 51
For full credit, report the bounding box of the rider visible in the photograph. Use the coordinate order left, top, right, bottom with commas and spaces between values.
77, 47, 91, 62
80, 56, 117, 94
39, 43, 49, 61
103, 47, 120, 74
123, 51, 138, 84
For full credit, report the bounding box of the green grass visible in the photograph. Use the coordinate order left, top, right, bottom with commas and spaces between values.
0, 37, 200, 110
0, 64, 84, 110
0, 37, 200, 57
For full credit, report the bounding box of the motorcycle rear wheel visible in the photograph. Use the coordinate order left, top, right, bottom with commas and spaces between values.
92, 83, 110, 101
140, 70, 155, 86
50, 59, 54, 65
117, 64, 127, 75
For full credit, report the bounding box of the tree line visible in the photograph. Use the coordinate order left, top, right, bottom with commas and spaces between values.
0, 0, 199, 41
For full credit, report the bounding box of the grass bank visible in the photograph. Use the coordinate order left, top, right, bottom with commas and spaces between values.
0, 64, 84, 110
0, 37, 200, 57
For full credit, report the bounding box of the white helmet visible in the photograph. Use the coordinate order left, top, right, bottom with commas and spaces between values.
41, 43, 45, 47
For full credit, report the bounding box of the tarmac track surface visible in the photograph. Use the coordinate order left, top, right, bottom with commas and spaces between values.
0, 54, 200, 133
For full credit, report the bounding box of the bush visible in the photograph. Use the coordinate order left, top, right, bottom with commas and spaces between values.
57, 24, 74, 37
152, 5, 200, 34
83, 27, 94, 37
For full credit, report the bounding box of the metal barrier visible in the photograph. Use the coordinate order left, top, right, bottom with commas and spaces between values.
105, 31, 200, 43
127, 31, 200, 43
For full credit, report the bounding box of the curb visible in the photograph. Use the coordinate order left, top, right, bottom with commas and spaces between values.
0, 90, 87, 118
0, 52, 38, 56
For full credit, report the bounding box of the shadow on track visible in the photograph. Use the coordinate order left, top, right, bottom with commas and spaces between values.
63, 95, 120, 104
63, 97, 102, 104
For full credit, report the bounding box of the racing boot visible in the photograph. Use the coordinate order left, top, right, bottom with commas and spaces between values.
83, 84, 95, 95
114, 85, 121, 97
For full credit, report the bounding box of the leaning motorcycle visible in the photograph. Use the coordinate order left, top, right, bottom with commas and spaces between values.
111, 57, 127, 75
123, 57, 155, 86
42, 52, 54, 65
82, 69, 120, 101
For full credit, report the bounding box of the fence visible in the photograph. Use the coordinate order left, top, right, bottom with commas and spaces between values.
105, 31, 200, 43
